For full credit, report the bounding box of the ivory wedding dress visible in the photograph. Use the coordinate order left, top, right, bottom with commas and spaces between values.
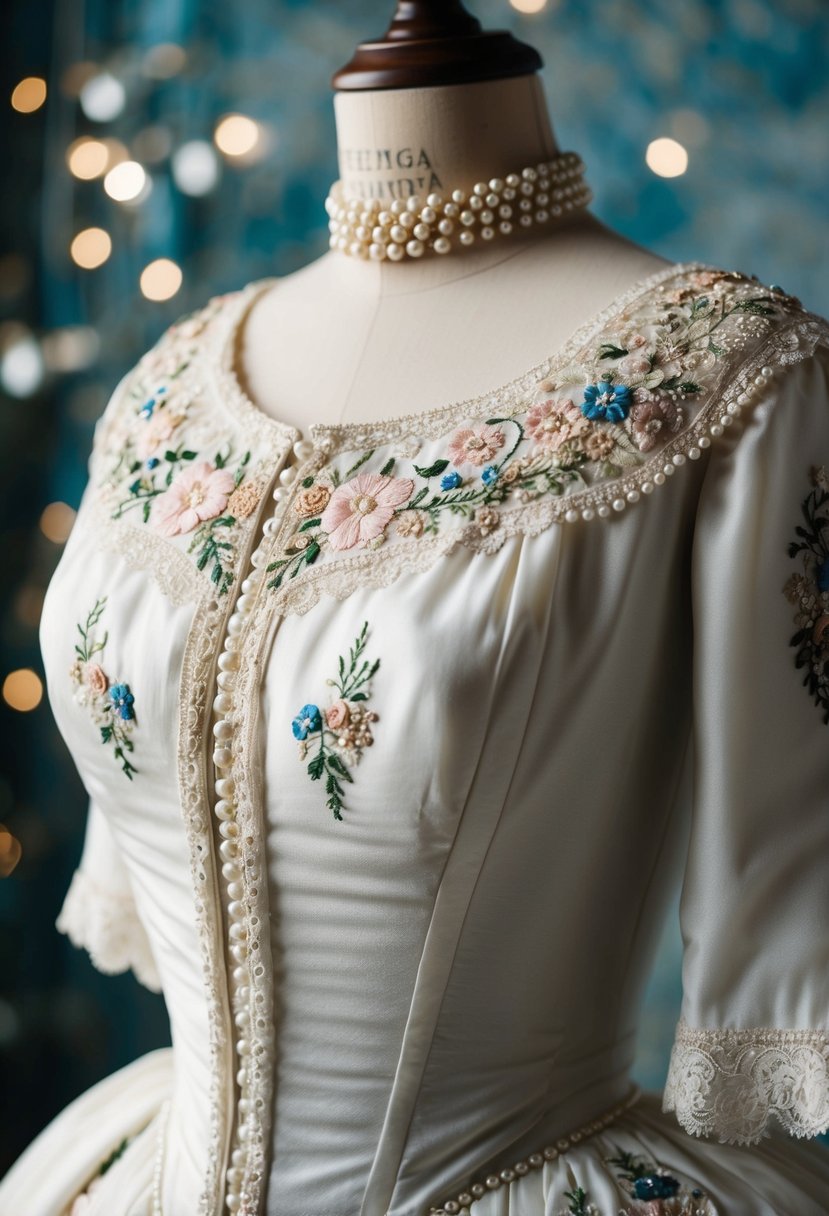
3, 260, 829, 1216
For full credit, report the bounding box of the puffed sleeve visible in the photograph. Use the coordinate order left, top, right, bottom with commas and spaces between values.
662, 332, 829, 1145
56, 798, 162, 992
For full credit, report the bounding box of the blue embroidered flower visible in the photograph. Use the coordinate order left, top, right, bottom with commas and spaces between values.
817, 555, 829, 592
633, 1174, 680, 1201
139, 386, 166, 418
146, 457, 160, 469
109, 683, 136, 721
441, 470, 463, 490
481, 464, 499, 485
581, 379, 632, 423
292, 703, 322, 740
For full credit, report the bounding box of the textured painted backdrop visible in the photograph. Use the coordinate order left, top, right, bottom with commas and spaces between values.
1, 0, 827, 1175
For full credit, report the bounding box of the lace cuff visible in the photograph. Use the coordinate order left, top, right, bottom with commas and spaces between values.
56, 869, 162, 993
662, 1018, 829, 1145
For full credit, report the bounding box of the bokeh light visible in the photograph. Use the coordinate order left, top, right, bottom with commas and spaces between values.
103, 160, 148, 202
2, 669, 43, 713
143, 43, 186, 80
214, 114, 261, 159
0, 336, 44, 397
509, 0, 549, 11
172, 140, 220, 196
646, 137, 689, 178
11, 77, 47, 113
0, 828, 22, 878
39, 502, 77, 544
70, 227, 112, 270
80, 72, 126, 122
140, 258, 183, 301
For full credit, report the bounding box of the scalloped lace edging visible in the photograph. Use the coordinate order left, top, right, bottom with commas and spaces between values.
56, 868, 162, 993
662, 1019, 829, 1145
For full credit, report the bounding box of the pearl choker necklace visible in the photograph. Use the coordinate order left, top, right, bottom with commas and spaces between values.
325, 150, 592, 262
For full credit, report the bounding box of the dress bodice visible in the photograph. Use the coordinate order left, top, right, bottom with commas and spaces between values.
35, 262, 829, 1216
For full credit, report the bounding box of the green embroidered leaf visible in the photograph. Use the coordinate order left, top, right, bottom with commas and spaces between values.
733, 296, 777, 316
307, 753, 325, 781
413, 459, 450, 478
708, 339, 725, 356
350, 692, 368, 701
100, 725, 113, 743
298, 517, 321, 532
304, 540, 321, 565
597, 342, 629, 360
301, 475, 315, 488
181, 450, 197, 461
215, 451, 226, 468
164, 449, 179, 462
679, 381, 702, 393
408, 485, 430, 509
380, 457, 396, 476
344, 449, 374, 478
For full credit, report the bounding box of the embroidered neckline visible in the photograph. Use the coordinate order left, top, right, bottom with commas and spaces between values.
212, 259, 717, 454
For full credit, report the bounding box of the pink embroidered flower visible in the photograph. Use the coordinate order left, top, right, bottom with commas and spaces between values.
525, 398, 587, 452
152, 461, 236, 537
320, 471, 415, 551
136, 409, 184, 461
325, 699, 351, 730
629, 396, 683, 452
447, 423, 505, 467
83, 663, 109, 695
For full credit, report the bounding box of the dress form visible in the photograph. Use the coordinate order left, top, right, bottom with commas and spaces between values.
238, 7, 672, 431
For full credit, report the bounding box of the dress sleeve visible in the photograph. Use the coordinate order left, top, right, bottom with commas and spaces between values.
662, 335, 829, 1145
56, 798, 162, 993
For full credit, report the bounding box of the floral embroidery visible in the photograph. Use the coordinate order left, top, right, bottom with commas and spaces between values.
70, 598, 138, 779
607, 1147, 714, 1215
66, 1134, 132, 1215
94, 294, 265, 595
784, 465, 829, 723
265, 275, 793, 593
291, 621, 379, 820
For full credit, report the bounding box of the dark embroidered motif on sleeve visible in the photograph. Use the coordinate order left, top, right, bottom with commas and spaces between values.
291, 621, 379, 820
784, 465, 829, 723
69, 597, 138, 780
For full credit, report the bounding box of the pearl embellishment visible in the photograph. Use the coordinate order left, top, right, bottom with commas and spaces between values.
326, 153, 592, 261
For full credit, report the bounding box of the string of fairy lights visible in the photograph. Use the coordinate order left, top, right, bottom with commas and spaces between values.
0, 3, 698, 881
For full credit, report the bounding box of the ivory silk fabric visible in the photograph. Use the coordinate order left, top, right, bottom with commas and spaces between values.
3, 260, 829, 1216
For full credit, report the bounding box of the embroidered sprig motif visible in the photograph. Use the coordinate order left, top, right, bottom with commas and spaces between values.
291, 621, 379, 820
265, 272, 792, 590
784, 464, 829, 723
606, 1147, 713, 1215
69, 597, 138, 779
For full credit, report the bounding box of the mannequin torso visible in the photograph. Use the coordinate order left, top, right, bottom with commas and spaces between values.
237, 76, 672, 431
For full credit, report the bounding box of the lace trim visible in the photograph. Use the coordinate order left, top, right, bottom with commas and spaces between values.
260, 315, 829, 619
83, 506, 205, 608
176, 592, 234, 1215
662, 1019, 829, 1145
56, 869, 162, 993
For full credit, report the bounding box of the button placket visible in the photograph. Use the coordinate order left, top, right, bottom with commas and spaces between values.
207, 431, 325, 1214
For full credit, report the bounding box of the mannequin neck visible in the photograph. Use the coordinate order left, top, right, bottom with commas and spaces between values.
334, 75, 559, 204
329, 75, 601, 293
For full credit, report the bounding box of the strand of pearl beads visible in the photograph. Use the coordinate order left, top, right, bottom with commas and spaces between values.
325, 151, 591, 262
211, 434, 317, 1215
426, 1086, 641, 1216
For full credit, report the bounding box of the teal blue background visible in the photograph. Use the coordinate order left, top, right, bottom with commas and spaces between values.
1, 0, 827, 1176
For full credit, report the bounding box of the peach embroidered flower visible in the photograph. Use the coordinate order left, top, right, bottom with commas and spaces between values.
396, 510, 426, 537
135, 409, 184, 461
320, 471, 414, 551
152, 461, 236, 537
629, 396, 683, 453
525, 398, 587, 452
83, 663, 109, 695
474, 504, 500, 535
583, 429, 616, 462
227, 481, 260, 519
325, 699, 350, 730
293, 483, 332, 518
447, 423, 505, 467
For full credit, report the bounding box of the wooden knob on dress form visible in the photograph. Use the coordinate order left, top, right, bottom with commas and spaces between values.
331, 0, 543, 92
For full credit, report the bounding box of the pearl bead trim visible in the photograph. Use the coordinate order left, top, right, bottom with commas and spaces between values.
325, 152, 592, 261
424, 1085, 642, 1216
210, 433, 319, 1215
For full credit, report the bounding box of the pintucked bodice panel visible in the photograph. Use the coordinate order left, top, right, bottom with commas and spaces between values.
36, 260, 829, 1216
